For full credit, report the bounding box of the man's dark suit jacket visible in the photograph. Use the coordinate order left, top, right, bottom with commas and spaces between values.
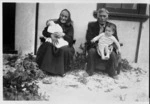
86, 21, 119, 50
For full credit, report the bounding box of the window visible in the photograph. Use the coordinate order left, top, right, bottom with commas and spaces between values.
96, 3, 148, 21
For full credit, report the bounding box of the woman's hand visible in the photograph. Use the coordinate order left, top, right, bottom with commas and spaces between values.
51, 34, 58, 45
54, 32, 65, 38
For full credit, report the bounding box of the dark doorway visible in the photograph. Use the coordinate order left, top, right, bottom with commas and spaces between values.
3, 3, 17, 54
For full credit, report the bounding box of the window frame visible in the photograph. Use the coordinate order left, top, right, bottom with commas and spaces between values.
96, 3, 149, 21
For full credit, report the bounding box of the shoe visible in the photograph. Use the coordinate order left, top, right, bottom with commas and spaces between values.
104, 57, 109, 60
116, 63, 121, 74
83, 72, 93, 77
60, 73, 66, 77
112, 75, 119, 80
42, 78, 52, 84
88, 72, 93, 76
83, 72, 89, 77
101, 56, 105, 60
105, 55, 110, 60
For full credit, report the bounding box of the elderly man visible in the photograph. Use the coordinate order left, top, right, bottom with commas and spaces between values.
85, 8, 120, 79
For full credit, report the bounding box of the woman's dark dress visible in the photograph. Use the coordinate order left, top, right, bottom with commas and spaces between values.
36, 20, 75, 76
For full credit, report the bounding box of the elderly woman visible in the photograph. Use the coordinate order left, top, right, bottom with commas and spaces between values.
36, 9, 75, 77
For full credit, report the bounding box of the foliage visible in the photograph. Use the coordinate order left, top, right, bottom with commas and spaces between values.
71, 44, 87, 70
3, 53, 47, 100
77, 76, 88, 85
71, 43, 133, 73
120, 58, 133, 71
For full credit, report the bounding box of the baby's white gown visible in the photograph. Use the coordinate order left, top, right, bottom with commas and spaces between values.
46, 21, 68, 48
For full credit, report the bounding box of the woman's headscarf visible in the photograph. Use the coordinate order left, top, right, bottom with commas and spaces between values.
58, 9, 73, 26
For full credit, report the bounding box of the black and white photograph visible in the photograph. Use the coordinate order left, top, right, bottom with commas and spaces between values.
1, 0, 149, 104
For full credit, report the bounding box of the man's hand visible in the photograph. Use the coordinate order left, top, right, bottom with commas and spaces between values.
116, 49, 121, 54
96, 46, 101, 55
108, 45, 113, 53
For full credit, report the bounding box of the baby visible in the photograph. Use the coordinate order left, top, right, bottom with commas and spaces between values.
46, 20, 68, 48
91, 23, 121, 60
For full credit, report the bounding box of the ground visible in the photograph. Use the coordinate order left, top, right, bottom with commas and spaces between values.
37, 63, 149, 104
2, 54, 149, 103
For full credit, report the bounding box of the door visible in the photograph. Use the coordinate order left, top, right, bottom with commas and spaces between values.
3, 3, 17, 54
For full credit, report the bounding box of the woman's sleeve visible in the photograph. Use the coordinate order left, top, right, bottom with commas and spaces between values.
63, 25, 74, 44
42, 26, 52, 37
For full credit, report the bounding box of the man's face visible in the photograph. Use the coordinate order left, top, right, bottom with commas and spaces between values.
97, 12, 108, 24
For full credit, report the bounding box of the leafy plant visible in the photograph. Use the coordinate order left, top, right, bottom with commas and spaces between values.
3, 53, 47, 100
71, 43, 134, 74
71, 43, 87, 70
120, 58, 133, 71
77, 76, 88, 85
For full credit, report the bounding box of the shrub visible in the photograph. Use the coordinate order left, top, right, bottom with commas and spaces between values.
3, 53, 47, 100
120, 58, 133, 71
71, 43, 133, 73
71, 44, 87, 70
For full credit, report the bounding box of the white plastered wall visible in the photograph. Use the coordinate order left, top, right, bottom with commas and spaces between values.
15, 3, 149, 64
110, 20, 140, 62
137, 5, 149, 65
15, 3, 36, 55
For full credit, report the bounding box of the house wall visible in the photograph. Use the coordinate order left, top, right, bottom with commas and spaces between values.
15, 3, 149, 64
109, 20, 140, 62
137, 6, 149, 64
15, 3, 36, 54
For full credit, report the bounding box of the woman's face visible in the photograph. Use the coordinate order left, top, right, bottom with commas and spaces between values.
60, 10, 69, 24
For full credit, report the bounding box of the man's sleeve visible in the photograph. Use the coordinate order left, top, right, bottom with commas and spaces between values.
86, 22, 94, 43
113, 24, 119, 41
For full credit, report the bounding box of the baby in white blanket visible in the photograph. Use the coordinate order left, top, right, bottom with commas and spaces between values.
46, 21, 68, 48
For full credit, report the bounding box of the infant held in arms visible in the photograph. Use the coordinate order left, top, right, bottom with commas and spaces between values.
46, 21, 68, 48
